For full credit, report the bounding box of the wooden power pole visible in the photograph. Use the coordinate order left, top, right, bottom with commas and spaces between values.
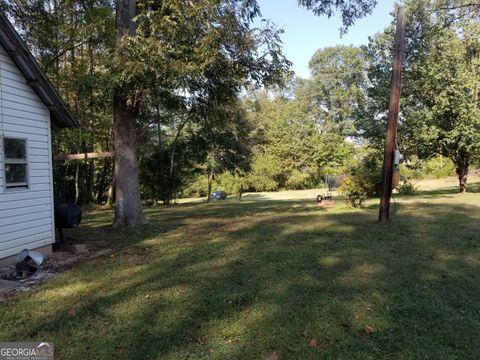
379, 6, 406, 223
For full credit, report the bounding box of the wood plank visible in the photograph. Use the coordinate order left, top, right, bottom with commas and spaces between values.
2, 117, 49, 130
2, 81, 42, 102
54, 151, 115, 161
2, 130, 48, 142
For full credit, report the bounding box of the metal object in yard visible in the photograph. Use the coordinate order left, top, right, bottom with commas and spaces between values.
54, 203, 82, 229
15, 249, 46, 276
392, 168, 400, 189
54, 202, 82, 244
316, 175, 347, 205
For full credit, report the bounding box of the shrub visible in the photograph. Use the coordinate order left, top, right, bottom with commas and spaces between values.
246, 153, 282, 191
140, 145, 194, 204
423, 156, 455, 179
285, 169, 310, 190
213, 172, 244, 194
400, 155, 455, 180
338, 176, 369, 208
337, 148, 382, 207
182, 175, 208, 198
400, 157, 425, 180
352, 150, 383, 196
397, 180, 417, 195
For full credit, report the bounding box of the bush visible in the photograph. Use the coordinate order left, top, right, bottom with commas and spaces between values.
423, 156, 455, 179
397, 180, 417, 195
352, 150, 383, 196
285, 169, 310, 190
213, 172, 244, 195
183, 172, 247, 198
400, 155, 455, 180
400, 156, 425, 180
246, 153, 282, 191
182, 175, 208, 198
338, 176, 369, 208
140, 145, 193, 204
139, 130, 210, 203
337, 148, 382, 208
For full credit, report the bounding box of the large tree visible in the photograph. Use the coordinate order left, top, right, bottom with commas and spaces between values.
1, 1, 116, 204
298, 45, 369, 137
361, 0, 480, 192
297, 0, 377, 32
406, 6, 480, 192
242, 86, 355, 191
111, 0, 147, 226
109, 0, 378, 220
2, 0, 385, 225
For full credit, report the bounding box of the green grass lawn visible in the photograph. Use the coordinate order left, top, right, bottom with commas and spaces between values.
1, 177, 480, 359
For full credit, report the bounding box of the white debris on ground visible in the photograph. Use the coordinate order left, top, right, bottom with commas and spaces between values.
0, 247, 113, 301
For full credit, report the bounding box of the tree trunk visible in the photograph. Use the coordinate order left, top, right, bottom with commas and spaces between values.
85, 160, 95, 203
456, 165, 468, 193
170, 115, 191, 175
96, 159, 110, 203
112, 0, 147, 227
112, 92, 147, 226
106, 167, 115, 208
74, 162, 80, 204
238, 184, 243, 200
206, 170, 213, 203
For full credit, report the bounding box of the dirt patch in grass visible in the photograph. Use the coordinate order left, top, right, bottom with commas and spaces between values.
0, 248, 113, 302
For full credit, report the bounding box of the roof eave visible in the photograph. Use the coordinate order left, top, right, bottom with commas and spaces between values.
0, 10, 78, 129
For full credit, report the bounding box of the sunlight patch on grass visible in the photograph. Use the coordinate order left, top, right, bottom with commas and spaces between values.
319, 256, 341, 267
39, 281, 91, 302
1, 182, 480, 359
339, 262, 385, 288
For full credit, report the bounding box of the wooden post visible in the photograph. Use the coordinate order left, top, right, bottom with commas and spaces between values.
379, 6, 406, 223
53, 151, 115, 161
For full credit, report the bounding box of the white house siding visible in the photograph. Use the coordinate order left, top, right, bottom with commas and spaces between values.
0, 43, 55, 260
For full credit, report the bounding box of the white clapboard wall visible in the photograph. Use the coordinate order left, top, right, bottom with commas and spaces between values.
0, 43, 55, 259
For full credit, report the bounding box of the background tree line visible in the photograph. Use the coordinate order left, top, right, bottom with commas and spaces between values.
1, 0, 479, 211
187, 0, 480, 199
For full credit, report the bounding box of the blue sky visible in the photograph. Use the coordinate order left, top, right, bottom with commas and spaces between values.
256, 0, 398, 78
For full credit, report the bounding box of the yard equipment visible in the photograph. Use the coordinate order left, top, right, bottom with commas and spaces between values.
54, 201, 82, 244
316, 175, 346, 204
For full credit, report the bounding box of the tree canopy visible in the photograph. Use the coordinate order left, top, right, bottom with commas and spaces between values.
360, 0, 480, 192
297, 0, 378, 32
2, 0, 479, 211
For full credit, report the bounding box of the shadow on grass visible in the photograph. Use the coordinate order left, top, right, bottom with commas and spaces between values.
2, 198, 480, 359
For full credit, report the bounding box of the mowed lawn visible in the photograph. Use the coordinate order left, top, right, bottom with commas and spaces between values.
1, 178, 480, 359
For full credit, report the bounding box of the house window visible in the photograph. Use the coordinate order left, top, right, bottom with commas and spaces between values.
4, 137, 28, 189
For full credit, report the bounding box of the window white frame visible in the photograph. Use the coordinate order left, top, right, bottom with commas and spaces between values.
3, 136, 29, 190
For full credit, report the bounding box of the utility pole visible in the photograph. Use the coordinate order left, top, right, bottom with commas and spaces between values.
379, 6, 406, 223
